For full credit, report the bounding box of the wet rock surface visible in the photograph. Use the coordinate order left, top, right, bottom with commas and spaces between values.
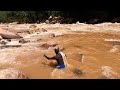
0, 68, 28, 79
40, 43, 58, 50
72, 68, 83, 76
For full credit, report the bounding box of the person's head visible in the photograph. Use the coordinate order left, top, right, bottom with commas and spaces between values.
54, 47, 59, 54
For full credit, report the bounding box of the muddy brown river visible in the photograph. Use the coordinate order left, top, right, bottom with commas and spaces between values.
0, 23, 120, 79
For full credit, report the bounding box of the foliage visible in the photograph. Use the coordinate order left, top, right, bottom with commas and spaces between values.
0, 11, 117, 24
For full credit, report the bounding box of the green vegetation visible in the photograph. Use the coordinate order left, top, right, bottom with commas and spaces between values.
0, 11, 118, 24
0, 11, 64, 23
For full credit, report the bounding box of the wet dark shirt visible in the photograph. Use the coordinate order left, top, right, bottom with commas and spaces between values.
45, 53, 64, 66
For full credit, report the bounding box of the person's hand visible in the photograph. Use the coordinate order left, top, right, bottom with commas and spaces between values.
44, 54, 47, 57
44, 54, 49, 59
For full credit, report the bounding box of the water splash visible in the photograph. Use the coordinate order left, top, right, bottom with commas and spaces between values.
51, 69, 65, 79
102, 66, 118, 79
0, 49, 17, 64
109, 45, 119, 53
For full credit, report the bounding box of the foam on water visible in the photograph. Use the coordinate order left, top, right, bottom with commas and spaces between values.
51, 64, 79, 79
0, 49, 18, 64
102, 66, 118, 79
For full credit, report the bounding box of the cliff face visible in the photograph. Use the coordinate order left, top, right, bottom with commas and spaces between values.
0, 23, 120, 79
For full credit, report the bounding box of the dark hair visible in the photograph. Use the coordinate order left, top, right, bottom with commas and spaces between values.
54, 47, 59, 54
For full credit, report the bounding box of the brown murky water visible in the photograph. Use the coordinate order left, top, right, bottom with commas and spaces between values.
1, 24, 120, 79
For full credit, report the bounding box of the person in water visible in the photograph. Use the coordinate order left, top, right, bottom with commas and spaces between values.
44, 47, 68, 69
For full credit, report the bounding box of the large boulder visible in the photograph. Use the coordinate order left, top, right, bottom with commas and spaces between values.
0, 27, 22, 39
29, 25, 37, 28
0, 68, 28, 79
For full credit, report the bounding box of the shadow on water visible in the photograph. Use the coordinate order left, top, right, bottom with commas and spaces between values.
74, 45, 82, 48
41, 62, 57, 68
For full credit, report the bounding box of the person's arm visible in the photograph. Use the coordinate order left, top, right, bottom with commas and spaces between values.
44, 54, 56, 60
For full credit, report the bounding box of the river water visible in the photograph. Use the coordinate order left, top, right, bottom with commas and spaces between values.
0, 29, 120, 79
